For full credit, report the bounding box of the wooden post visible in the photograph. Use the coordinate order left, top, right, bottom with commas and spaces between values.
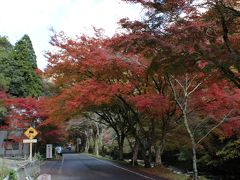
24, 127, 38, 162
30, 142, 33, 161
23, 139, 37, 162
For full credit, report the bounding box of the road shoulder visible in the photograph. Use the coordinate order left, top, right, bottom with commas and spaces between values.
86, 153, 166, 180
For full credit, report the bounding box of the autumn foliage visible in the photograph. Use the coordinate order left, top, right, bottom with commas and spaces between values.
43, 1, 240, 176
0, 0, 239, 178
0, 93, 66, 146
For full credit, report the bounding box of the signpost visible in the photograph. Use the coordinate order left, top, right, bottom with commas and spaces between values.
23, 139, 37, 143
24, 126, 38, 139
46, 144, 53, 159
23, 126, 38, 161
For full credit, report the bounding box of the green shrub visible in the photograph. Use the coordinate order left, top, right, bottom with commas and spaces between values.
0, 160, 9, 180
35, 152, 44, 161
8, 170, 17, 180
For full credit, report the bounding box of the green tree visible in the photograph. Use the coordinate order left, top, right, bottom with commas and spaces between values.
14, 34, 37, 69
0, 36, 12, 90
8, 34, 42, 97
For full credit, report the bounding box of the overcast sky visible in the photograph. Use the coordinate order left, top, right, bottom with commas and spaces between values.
0, 0, 143, 70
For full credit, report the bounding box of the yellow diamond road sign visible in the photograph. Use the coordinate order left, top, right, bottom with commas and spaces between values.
24, 127, 38, 139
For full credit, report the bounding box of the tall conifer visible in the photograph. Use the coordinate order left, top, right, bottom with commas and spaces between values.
9, 34, 42, 97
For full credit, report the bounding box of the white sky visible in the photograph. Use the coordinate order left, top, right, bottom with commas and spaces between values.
0, 0, 143, 70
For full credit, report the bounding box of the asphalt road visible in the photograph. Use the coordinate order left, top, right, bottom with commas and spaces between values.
40, 153, 158, 180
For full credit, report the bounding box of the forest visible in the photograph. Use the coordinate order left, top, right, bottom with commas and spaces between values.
0, 1, 240, 180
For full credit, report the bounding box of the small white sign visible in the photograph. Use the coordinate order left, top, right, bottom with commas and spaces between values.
46, 144, 52, 159
37, 174, 51, 180
23, 139, 37, 143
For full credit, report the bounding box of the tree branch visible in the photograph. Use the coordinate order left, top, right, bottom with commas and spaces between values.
196, 110, 233, 144
167, 75, 184, 111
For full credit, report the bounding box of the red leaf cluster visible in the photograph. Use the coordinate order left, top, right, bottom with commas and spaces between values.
193, 80, 240, 136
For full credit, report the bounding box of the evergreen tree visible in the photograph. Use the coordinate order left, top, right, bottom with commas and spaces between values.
8, 34, 43, 97
0, 36, 12, 90
14, 34, 37, 69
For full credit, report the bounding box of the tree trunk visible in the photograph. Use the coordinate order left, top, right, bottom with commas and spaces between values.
118, 135, 125, 160
94, 139, 99, 156
132, 141, 139, 167
183, 113, 198, 180
154, 145, 162, 166
85, 141, 89, 153
95, 123, 100, 156
119, 143, 124, 160
85, 133, 89, 153
155, 133, 166, 166
169, 75, 200, 180
148, 148, 152, 167
192, 143, 198, 180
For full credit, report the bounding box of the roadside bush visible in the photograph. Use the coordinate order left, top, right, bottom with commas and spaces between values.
35, 152, 44, 161
8, 170, 17, 180
0, 160, 9, 180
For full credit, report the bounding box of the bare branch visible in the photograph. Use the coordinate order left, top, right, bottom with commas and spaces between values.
188, 75, 210, 96
187, 75, 198, 91
185, 73, 189, 91
174, 77, 185, 92
193, 117, 210, 135
196, 110, 233, 144
168, 75, 184, 111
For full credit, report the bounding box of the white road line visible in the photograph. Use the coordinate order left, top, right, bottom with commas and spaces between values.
88, 155, 155, 180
